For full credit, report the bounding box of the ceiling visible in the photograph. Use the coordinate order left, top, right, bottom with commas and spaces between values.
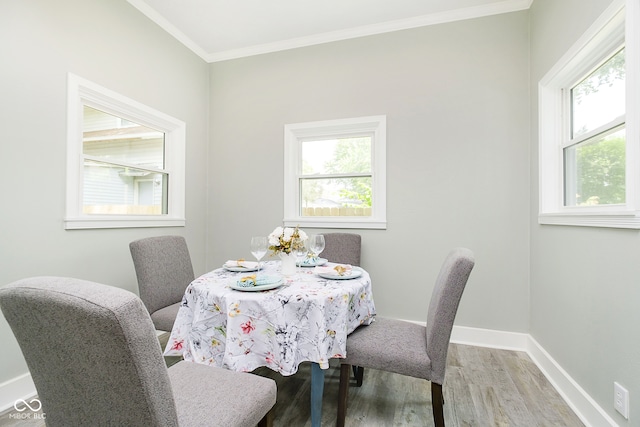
127, 0, 532, 63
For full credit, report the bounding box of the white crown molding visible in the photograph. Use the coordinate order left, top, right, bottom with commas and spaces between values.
128, 0, 533, 63
126, 0, 210, 60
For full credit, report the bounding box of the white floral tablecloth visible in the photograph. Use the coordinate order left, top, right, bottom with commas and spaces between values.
164, 261, 376, 375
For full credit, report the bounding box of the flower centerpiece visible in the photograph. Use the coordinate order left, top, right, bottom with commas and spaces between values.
268, 225, 308, 254
268, 226, 308, 275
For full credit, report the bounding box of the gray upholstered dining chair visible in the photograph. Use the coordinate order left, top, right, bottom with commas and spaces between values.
336, 247, 475, 427
320, 232, 366, 384
130, 235, 195, 331
0, 276, 277, 427
320, 233, 361, 266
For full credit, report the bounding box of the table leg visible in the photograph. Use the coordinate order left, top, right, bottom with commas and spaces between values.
311, 362, 324, 427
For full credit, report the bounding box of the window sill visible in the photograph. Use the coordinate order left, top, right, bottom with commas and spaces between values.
64, 216, 185, 230
284, 217, 386, 230
538, 212, 640, 229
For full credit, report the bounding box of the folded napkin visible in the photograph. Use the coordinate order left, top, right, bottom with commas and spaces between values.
236, 274, 257, 287
314, 264, 353, 276
300, 255, 320, 266
225, 259, 259, 269
236, 275, 280, 288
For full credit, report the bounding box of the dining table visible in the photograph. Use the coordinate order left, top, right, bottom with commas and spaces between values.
163, 259, 376, 427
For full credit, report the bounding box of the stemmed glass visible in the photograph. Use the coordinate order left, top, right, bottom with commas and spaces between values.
250, 236, 268, 273
293, 238, 308, 274
309, 235, 325, 259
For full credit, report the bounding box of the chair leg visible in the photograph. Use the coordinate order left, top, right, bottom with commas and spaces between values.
353, 366, 364, 387
337, 364, 351, 427
258, 407, 274, 427
431, 382, 445, 427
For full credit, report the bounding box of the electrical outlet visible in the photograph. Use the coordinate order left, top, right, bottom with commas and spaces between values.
614, 382, 629, 419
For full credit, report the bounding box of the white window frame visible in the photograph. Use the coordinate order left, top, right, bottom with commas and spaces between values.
284, 115, 387, 229
65, 73, 186, 229
538, 0, 640, 228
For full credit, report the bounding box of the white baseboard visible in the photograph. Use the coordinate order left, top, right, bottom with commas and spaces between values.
450, 324, 529, 350
0, 325, 619, 427
450, 325, 619, 427
525, 336, 619, 427
0, 372, 36, 413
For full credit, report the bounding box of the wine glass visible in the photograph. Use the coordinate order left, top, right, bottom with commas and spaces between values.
293, 238, 308, 273
309, 235, 325, 258
250, 236, 268, 272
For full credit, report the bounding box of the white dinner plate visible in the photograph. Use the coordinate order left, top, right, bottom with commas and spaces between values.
297, 257, 328, 267
316, 266, 363, 280
223, 264, 260, 272
228, 276, 284, 292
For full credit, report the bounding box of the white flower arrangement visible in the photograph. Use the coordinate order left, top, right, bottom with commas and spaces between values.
268, 225, 308, 255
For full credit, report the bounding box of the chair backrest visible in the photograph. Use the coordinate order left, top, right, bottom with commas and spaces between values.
0, 277, 180, 427
320, 233, 362, 266
425, 248, 475, 384
129, 235, 195, 315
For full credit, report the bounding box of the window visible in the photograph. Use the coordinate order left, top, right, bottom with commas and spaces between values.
539, 0, 640, 228
564, 48, 626, 207
65, 74, 186, 229
284, 116, 386, 229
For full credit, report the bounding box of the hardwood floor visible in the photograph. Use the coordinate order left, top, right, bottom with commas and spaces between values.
0, 343, 584, 427
254, 344, 584, 426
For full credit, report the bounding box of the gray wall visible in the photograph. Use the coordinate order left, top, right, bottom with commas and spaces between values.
208, 12, 531, 331
530, 0, 640, 424
5, 1, 631, 423
0, 0, 209, 384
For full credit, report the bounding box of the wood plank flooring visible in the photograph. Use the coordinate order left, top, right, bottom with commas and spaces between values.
0, 343, 584, 427
254, 344, 584, 426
